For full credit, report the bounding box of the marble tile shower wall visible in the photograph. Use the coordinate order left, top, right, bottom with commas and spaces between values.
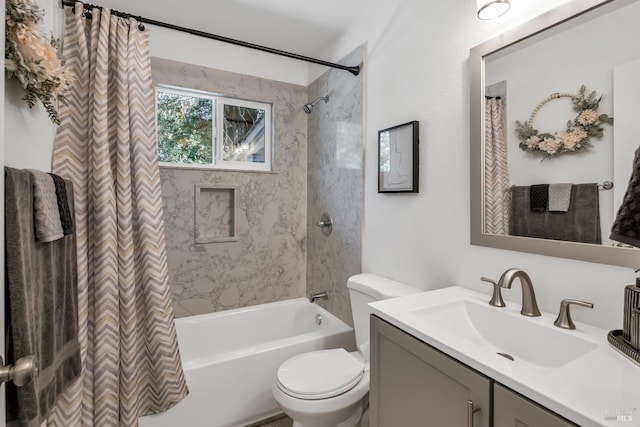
152, 58, 307, 317
306, 47, 364, 326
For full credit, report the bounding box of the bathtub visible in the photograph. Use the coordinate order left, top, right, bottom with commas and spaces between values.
139, 298, 354, 427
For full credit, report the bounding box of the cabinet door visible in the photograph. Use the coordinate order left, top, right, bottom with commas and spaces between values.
494, 384, 577, 427
370, 316, 491, 427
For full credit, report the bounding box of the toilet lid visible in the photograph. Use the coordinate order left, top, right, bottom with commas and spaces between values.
277, 349, 365, 400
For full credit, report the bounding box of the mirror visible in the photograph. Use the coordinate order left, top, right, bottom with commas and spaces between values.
470, 0, 640, 268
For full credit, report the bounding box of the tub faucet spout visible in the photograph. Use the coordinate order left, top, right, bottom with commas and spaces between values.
310, 291, 328, 303
497, 268, 541, 317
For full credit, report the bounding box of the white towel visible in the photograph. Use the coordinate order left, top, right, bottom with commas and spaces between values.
28, 170, 64, 242
548, 183, 572, 212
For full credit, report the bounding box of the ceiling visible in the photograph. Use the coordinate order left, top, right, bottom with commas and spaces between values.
97, 0, 370, 58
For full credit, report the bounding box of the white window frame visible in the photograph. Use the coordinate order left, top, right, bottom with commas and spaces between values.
217, 96, 272, 171
155, 84, 273, 172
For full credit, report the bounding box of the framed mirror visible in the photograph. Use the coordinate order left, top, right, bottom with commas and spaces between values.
470, 0, 640, 268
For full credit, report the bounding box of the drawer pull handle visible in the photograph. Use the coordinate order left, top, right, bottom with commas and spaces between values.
467, 400, 481, 427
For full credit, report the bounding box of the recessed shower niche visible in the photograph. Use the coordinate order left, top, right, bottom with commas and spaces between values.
194, 184, 238, 243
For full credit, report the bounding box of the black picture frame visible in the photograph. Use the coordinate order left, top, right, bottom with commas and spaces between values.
378, 121, 419, 193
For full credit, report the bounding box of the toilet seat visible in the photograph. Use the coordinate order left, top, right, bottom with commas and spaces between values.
276, 349, 365, 400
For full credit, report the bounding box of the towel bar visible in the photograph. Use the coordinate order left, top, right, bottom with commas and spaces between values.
599, 181, 613, 190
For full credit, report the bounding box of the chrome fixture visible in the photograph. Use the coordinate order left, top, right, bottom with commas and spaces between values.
310, 291, 329, 303
317, 212, 333, 236
554, 299, 594, 330
304, 95, 329, 114
477, 0, 510, 20
467, 400, 481, 427
496, 352, 514, 361
0, 355, 37, 387
497, 268, 541, 317
480, 276, 505, 307
599, 180, 614, 190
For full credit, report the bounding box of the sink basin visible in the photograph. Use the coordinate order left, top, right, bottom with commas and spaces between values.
410, 299, 597, 369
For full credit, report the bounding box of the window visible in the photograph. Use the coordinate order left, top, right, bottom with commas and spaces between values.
155, 85, 272, 171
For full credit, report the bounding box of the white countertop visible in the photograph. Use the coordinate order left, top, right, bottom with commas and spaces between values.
369, 286, 640, 427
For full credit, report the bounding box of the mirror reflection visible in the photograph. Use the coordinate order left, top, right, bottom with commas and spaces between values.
483, 0, 640, 247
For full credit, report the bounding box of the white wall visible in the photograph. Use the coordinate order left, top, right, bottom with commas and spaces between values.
324, 0, 636, 330
149, 25, 310, 86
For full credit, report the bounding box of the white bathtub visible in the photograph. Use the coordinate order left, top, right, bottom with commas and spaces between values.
139, 298, 354, 427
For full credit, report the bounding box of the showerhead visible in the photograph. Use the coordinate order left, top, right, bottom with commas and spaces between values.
303, 95, 330, 114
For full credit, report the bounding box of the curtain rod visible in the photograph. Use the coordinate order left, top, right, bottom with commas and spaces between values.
60, 1, 360, 76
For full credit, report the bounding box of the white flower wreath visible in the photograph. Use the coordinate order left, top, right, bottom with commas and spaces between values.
515, 85, 613, 159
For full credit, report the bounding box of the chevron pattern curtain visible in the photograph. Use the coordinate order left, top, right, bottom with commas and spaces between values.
484, 97, 511, 235
50, 5, 188, 426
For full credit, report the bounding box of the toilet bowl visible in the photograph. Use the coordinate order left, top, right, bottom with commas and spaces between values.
272, 274, 420, 427
273, 349, 369, 427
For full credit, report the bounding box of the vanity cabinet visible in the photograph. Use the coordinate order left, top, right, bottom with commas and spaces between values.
370, 316, 577, 427
370, 315, 491, 426
493, 384, 576, 427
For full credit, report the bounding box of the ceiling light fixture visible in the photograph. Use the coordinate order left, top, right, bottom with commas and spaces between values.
477, 0, 511, 20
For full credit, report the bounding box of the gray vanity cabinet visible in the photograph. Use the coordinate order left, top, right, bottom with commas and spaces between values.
493, 384, 576, 427
370, 315, 578, 427
370, 315, 491, 427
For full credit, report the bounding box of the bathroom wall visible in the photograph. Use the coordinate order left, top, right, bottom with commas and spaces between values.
306, 47, 364, 326
152, 58, 308, 317
8, 0, 633, 333
321, 0, 636, 330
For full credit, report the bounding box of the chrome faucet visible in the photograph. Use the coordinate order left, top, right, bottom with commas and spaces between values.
309, 291, 328, 303
497, 268, 541, 317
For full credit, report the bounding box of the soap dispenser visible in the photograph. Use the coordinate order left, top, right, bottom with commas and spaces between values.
623, 278, 640, 347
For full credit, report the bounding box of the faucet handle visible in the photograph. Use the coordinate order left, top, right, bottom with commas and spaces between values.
480, 277, 506, 308
554, 299, 594, 330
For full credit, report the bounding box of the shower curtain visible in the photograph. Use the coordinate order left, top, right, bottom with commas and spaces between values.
50, 4, 188, 426
484, 97, 511, 235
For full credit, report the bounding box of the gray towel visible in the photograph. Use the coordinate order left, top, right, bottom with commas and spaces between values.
28, 170, 63, 242
529, 184, 549, 212
548, 183, 572, 212
5, 167, 81, 426
611, 146, 640, 247
511, 183, 601, 244
48, 173, 74, 235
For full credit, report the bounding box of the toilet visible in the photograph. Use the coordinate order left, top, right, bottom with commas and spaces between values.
272, 274, 420, 427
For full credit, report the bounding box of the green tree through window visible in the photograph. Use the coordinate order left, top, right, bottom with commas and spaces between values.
156, 91, 213, 164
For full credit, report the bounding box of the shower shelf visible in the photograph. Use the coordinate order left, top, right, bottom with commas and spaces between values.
194, 184, 238, 243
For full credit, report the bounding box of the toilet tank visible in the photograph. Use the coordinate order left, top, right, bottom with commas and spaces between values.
347, 274, 421, 354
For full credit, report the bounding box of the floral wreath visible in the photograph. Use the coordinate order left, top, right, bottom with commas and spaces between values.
5, 0, 73, 124
515, 85, 613, 159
